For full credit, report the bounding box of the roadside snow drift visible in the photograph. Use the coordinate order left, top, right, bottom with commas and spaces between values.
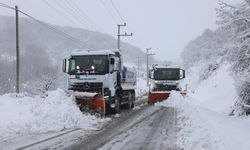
0, 89, 109, 141
156, 64, 250, 150
158, 91, 250, 150
182, 63, 238, 115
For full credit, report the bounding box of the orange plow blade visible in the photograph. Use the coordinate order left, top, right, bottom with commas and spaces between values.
148, 90, 187, 104
73, 92, 106, 115
148, 91, 171, 104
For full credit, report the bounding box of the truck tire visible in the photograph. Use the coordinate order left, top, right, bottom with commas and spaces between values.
111, 95, 120, 114
131, 92, 135, 108
124, 92, 133, 109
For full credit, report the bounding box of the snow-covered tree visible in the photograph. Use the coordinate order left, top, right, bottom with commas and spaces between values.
216, 0, 250, 114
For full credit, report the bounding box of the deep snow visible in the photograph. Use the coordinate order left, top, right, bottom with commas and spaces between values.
157, 64, 250, 150
0, 89, 109, 142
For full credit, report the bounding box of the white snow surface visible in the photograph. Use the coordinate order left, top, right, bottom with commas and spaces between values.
136, 77, 148, 97
183, 63, 237, 114
156, 63, 250, 150
0, 89, 109, 141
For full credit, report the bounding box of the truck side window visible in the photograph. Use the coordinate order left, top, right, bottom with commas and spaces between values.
114, 58, 119, 71
110, 58, 115, 72
70, 59, 76, 71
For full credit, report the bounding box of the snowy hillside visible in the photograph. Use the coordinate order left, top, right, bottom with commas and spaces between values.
183, 63, 237, 114
181, 1, 250, 115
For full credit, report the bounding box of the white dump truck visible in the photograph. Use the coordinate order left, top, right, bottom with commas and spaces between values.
148, 65, 186, 104
62, 49, 136, 114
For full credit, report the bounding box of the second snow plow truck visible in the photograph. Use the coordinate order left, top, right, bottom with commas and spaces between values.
62, 49, 136, 115
148, 65, 186, 104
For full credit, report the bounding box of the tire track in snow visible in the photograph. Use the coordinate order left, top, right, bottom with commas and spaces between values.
66, 105, 162, 150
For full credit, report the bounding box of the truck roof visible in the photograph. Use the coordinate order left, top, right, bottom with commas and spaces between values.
153, 65, 180, 69
70, 49, 120, 56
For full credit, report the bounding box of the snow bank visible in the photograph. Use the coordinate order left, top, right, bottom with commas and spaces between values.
184, 63, 237, 114
0, 89, 109, 141
193, 64, 237, 114
158, 91, 250, 150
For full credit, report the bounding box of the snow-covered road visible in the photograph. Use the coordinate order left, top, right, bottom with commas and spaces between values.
99, 107, 180, 150
66, 104, 181, 150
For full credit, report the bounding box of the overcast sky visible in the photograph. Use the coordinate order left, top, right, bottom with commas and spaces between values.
0, 0, 239, 61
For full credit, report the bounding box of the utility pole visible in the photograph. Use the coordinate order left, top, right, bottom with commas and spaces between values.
117, 23, 133, 50
137, 56, 141, 81
146, 48, 155, 86
15, 5, 20, 93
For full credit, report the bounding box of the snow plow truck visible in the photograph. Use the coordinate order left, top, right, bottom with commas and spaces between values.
148, 65, 186, 104
62, 49, 136, 115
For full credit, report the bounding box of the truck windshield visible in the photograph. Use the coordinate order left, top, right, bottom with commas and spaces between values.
154, 68, 180, 80
68, 55, 108, 75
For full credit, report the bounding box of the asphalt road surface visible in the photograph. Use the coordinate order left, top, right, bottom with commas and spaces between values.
66, 105, 181, 150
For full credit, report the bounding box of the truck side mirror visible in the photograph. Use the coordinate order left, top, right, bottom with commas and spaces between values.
110, 58, 115, 65
179, 69, 185, 79
62, 58, 67, 73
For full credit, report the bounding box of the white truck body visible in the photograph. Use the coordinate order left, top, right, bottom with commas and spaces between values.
63, 49, 136, 113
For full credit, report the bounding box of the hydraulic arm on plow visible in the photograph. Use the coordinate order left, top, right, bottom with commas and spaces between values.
148, 66, 186, 104
62, 49, 136, 115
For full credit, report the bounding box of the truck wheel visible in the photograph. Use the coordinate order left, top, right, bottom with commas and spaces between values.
131, 92, 135, 108
125, 92, 133, 109
111, 95, 120, 114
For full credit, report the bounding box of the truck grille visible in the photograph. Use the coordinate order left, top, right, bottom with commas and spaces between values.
153, 84, 179, 91
70, 82, 103, 93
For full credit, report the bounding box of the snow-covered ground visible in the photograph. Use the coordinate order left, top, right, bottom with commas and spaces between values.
136, 77, 148, 97
0, 89, 110, 148
157, 64, 250, 150
187, 64, 237, 114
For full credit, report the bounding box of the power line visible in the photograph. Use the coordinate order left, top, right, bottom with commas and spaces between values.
65, 0, 104, 32
42, 0, 78, 26
107, 1, 148, 51
19, 10, 86, 46
99, 0, 119, 24
0, 3, 15, 9
63, 0, 92, 26
54, 0, 89, 28
0, 3, 85, 47
110, 0, 125, 23
42, 0, 103, 32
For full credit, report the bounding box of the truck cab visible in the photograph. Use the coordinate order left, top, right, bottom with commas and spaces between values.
149, 66, 185, 91
148, 66, 186, 104
62, 49, 136, 114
